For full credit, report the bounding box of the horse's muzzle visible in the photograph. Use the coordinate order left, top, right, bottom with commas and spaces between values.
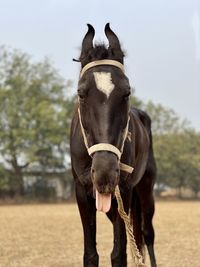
91, 151, 119, 195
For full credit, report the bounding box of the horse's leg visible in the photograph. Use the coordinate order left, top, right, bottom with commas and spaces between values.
75, 180, 99, 267
130, 188, 144, 254
107, 200, 127, 267
137, 171, 157, 267
107, 190, 131, 267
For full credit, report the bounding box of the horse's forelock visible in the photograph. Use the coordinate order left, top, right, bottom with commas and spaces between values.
79, 43, 125, 67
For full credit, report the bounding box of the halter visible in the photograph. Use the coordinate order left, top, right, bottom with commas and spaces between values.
78, 60, 134, 174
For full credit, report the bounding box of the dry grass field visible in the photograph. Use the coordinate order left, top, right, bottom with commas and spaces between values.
0, 201, 199, 267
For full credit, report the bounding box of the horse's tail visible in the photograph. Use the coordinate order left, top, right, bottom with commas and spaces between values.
130, 188, 144, 254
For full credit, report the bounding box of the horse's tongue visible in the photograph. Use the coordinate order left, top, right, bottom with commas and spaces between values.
96, 190, 111, 213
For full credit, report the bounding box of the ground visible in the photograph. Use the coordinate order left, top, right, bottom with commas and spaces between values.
0, 201, 199, 267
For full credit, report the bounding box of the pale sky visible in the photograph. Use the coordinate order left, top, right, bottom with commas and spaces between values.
0, 0, 200, 130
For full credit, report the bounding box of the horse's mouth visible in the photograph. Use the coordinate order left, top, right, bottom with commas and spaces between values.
93, 185, 116, 197
95, 190, 112, 213
93, 185, 116, 213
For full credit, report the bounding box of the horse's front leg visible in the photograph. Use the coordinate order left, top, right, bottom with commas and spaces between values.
107, 189, 131, 267
75, 180, 99, 267
137, 169, 157, 267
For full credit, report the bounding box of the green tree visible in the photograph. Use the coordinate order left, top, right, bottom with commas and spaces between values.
181, 131, 200, 198
154, 131, 200, 198
0, 163, 14, 197
145, 100, 189, 135
0, 47, 73, 195
130, 94, 144, 109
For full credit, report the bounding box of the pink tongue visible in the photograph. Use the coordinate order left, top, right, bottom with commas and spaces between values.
96, 190, 111, 213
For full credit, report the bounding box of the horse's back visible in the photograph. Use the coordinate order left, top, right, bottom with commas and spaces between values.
131, 107, 151, 134
129, 107, 156, 185
132, 107, 157, 181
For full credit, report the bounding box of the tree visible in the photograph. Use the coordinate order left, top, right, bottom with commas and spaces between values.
130, 94, 144, 109
153, 130, 200, 198
0, 163, 14, 197
0, 47, 73, 195
182, 131, 200, 198
145, 101, 190, 135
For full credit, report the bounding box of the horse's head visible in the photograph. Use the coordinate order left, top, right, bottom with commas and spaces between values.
77, 24, 131, 212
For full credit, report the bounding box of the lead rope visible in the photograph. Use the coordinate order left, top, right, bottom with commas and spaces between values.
117, 117, 146, 266
115, 185, 146, 267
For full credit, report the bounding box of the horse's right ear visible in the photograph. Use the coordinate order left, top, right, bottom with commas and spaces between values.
80, 24, 95, 61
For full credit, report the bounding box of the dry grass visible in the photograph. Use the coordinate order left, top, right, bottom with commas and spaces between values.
0, 201, 199, 267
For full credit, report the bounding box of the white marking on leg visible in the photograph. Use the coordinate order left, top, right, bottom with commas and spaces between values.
93, 72, 115, 98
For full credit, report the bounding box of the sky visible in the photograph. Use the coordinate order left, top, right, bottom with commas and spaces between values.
0, 0, 200, 130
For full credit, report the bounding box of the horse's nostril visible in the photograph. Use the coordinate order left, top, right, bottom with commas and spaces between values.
91, 168, 95, 174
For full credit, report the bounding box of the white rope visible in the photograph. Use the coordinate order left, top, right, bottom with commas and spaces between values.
119, 162, 134, 173
115, 185, 146, 267
120, 116, 130, 153
88, 143, 121, 159
78, 107, 89, 149
80, 59, 125, 78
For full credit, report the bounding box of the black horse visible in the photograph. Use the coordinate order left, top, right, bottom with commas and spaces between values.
70, 23, 157, 267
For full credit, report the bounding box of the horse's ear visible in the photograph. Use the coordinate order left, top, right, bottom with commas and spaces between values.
104, 23, 122, 52
80, 24, 95, 61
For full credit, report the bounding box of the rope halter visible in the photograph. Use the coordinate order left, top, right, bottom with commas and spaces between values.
78, 60, 134, 174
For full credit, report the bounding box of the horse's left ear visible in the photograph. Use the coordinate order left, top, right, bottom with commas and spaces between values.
104, 23, 122, 52
80, 24, 95, 65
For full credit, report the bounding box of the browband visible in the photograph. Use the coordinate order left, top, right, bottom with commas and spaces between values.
80, 59, 125, 78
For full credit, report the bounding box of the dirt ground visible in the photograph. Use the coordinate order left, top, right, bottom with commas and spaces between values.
0, 201, 199, 267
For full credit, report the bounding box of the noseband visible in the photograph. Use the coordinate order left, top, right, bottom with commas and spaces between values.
78, 60, 134, 174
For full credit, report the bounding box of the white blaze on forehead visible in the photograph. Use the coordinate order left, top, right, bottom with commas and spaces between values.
93, 72, 115, 98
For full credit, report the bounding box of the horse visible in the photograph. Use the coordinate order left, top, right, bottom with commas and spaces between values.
70, 23, 157, 267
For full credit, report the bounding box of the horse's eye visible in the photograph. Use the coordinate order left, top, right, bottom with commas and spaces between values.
123, 92, 130, 100
78, 91, 85, 99
78, 83, 88, 100
78, 88, 87, 100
